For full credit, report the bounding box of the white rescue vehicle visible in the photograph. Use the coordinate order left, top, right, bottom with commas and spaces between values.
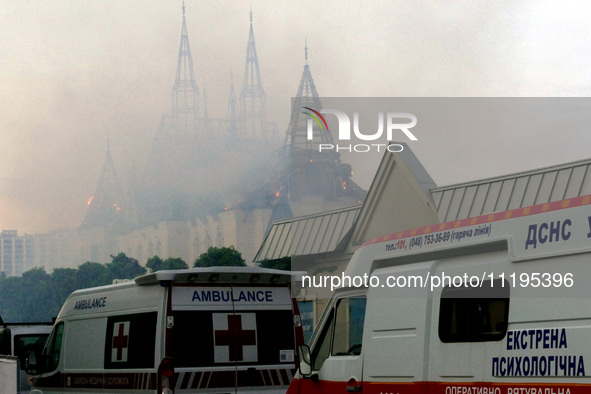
0, 319, 52, 393
26, 267, 304, 393
289, 194, 591, 394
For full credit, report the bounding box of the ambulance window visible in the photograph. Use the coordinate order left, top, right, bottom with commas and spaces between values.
172, 309, 296, 367
439, 279, 509, 343
43, 323, 64, 372
311, 296, 366, 370
311, 309, 334, 370
332, 297, 366, 356
104, 312, 157, 369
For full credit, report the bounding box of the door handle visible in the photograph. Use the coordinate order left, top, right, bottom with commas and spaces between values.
346, 377, 362, 393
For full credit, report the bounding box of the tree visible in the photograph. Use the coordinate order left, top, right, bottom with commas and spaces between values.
146, 256, 188, 272
193, 246, 246, 267
20, 268, 53, 322
0, 275, 25, 321
107, 252, 146, 280
50, 268, 78, 316
76, 261, 112, 289
259, 256, 291, 271
146, 256, 164, 272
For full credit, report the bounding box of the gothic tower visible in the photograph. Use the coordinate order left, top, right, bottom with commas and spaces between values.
288, 42, 336, 152
137, 5, 207, 225
172, 2, 199, 134
137, 6, 280, 226
82, 142, 128, 230
239, 11, 267, 139
285, 44, 365, 216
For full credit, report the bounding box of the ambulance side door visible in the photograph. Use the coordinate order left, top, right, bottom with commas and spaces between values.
300, 290, 367, 393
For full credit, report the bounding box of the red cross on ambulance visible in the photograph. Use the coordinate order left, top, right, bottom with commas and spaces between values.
111, 321, 130, 362
213, 313, 257, 363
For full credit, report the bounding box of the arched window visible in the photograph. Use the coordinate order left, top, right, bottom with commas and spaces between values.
156, 240, 162, 257
147, 241, 154, 258
216, 230, 224, 247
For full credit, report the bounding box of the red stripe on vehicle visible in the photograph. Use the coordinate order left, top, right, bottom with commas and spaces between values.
209, 370, 236, 388
292, 379, 591, 394
35, 372, 158, 390
199, 371, 211, 389
280, 368, 291, 385
363, 194, 591, 246
195, 371, 204, 389
179, 372, 191, 389
265, 369, 274, 385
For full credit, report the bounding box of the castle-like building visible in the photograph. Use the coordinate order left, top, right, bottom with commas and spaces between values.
1, 8, 364, 276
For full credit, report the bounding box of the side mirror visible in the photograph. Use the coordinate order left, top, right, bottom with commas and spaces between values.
298, 344, 315, 380
25, 349, 43, 376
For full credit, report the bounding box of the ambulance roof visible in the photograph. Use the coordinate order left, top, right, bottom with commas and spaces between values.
134, 266, 303, 286
362, 194, 591, 248
345, 194, 591, 279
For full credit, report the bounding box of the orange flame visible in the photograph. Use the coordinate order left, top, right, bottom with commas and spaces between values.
339, 177, 347, 190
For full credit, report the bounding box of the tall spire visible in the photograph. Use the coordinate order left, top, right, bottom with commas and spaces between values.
240, 9, 266, 139
282, 43, 364, 212
172, 2, 199, 134
288, 42, 334, 152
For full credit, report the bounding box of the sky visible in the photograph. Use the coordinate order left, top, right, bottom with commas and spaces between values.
2, 0, 591, 235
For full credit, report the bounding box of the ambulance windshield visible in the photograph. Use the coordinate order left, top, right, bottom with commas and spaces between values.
172, 309, 295, 367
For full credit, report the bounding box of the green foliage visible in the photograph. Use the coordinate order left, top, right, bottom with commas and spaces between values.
50, 268, 78, 315
107, 252, 146, 279
0, 252, 158, 323
0, 276, 29, 321
193, 246, 246, 267
0, 268, 53, 322
259, 256, 291, 271
76, 262, 112, 289
146, 256, 188, 272
146, 256, 164, 272
0, 253, 198, 322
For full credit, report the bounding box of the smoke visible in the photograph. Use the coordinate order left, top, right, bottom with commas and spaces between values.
2, 1, 591, 234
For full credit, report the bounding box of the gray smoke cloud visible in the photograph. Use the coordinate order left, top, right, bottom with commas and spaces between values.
2, 1, 591, 234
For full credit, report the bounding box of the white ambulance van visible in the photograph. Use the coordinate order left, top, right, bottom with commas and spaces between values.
26, 266, 304, 393
289, 195, 591, 394
0, 320, 53, 393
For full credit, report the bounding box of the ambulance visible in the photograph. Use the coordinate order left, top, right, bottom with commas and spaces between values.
26, 266, 304, 393
0, 319, 53, 393
289, 194, 591, 394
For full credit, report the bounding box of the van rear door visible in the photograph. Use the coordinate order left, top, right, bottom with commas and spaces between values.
171, 284, 297, 392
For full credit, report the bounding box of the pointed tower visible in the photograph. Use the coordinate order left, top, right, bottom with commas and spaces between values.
172, 2, 199, 134
286, 43, 365, 216
82, 142, 126, 229
288, 41, 336, 152
240, 10, 266, 139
